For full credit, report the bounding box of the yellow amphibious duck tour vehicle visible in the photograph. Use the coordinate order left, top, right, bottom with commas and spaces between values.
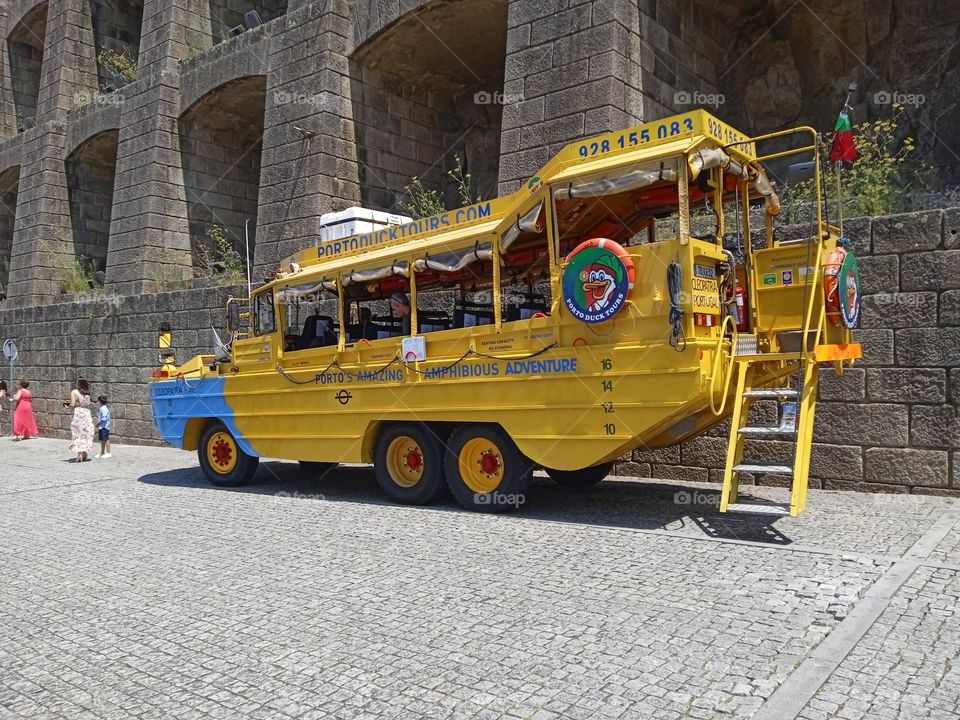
150, 110, 862, 517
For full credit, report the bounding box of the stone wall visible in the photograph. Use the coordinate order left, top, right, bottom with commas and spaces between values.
612, 208, 960, 497
497, 0, 725, 194
0, 283, 238, 443
179, 75, 265, 267
349, 0, 508, 212
0, 164, 17, 289
5, 3, 46, 127
89, 0, 144, 89
65, 128, 118, 271
349, 65, 460, 212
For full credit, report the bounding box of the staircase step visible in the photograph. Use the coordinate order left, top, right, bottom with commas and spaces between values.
733, 463, 793, 475
726, 502, 791, 516
742, 388, 798, 399
739, 426, 797, 437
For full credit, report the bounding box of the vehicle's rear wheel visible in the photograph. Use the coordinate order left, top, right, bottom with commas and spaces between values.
444, 424, 532, 513
198, 421, 259, 487
374, 423, 446, 505
298, 461, 339, 478
545, 461, 613, 488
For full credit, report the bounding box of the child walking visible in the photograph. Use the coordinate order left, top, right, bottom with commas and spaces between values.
96, 395, 112, 459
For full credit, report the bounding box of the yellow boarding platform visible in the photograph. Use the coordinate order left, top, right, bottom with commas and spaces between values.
149, 110, 862, 516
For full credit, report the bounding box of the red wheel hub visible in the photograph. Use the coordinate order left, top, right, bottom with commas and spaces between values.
479, 450, 500, 476
405, 448, 423, 472
212, 438, 233, 467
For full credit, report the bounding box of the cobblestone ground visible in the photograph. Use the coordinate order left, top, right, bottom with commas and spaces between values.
797, 567, 960, 720
0, 438, 957, 720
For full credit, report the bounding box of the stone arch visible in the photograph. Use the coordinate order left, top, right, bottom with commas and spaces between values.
352, 0, 430, 51
65, 129, 120, 277
350, 0, 508, 211
65, 102, 122, 159
6, 0, 48, 38
179, 45, 270, 115
87, 0, 145, 90
0, 164, 19, 297
7, 1, 48, 128
178, 75, 266, 277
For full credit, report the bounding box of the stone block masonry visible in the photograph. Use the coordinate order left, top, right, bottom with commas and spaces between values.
0, 284, 239, 444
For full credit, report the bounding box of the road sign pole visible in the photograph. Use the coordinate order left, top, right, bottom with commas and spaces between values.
2, 339, 18, 390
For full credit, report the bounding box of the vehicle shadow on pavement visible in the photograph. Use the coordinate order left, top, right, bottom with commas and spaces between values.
137, 462, 793, 545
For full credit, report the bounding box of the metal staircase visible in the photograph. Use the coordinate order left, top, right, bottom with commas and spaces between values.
719, 354, 821, 517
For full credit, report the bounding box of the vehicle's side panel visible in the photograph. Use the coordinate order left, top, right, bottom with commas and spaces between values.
149, 377, 257, 458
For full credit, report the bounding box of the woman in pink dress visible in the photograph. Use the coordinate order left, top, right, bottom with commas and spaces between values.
12, 379, 39, 440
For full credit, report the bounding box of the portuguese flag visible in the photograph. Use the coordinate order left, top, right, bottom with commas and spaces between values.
829, 109, 858, 164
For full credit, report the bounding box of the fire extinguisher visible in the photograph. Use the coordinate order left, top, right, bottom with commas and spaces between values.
734, 283, 749, 332
723, 280, 749, 332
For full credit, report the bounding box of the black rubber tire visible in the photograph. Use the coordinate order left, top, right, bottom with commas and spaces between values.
198, 421, 259, 487
298, 461, 339, 478
545, 461, 614, 488
373, 423, 447, 505
444, 424, 533, 513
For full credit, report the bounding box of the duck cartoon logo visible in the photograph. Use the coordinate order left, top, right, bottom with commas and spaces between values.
562, 244, 631, 323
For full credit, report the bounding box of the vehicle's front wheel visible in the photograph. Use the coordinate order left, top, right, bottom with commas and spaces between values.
374, 423, 446, 505
198, 421, 259, 487
545, 461, 613, 488
444, 424, 532, 513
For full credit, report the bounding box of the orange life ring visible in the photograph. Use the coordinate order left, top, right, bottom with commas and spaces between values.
564, 238, 636, 293
823, 246, 846, 327
823, 245, 861, 328
823, 245, 862, 330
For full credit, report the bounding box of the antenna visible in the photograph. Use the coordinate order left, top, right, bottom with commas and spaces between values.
244, 218, 252, 298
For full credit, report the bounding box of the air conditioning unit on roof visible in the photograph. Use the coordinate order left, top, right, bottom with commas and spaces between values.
319, 207, 411, 244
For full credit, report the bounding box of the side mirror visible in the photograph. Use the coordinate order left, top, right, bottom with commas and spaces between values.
227, 302, 241, 332
788, 161, 817, 183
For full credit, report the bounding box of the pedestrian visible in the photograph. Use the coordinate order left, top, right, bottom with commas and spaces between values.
0, 380, 7, 436
95, 395, 112, 459
67, 378, 94, 462
12, 379, 39, 441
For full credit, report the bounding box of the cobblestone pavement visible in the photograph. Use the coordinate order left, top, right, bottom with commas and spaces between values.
1, 438, 957, 720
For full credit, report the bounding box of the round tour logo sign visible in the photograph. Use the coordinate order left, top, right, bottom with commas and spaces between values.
562, 246, 630, 324
838, 252, 861, 329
